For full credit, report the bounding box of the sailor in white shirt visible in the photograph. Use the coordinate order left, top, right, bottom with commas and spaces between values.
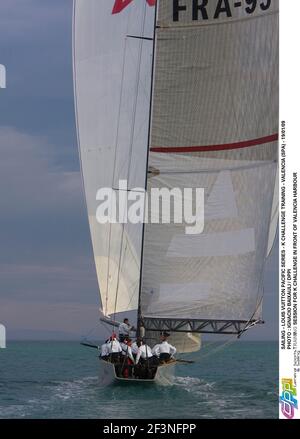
118, 318, 135, 342
152, 332, 176, 363
120, 338, 135, 363
135, 341, 154, 365
152, 343, 160, 356
131, 339, 140, 356
107, 334, 122, 363
100, 340, 109, 361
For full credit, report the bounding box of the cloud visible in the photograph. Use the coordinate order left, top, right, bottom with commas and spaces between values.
0, 125, 90, 260
0, 2, 101, 338
0, 0, 69, 38
0, 127, 99, 316
0, 126, 81, 217
0, 0, 73, 99
1, 298, 101, 337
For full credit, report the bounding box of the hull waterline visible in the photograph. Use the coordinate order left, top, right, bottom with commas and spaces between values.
99, 360, 175, 386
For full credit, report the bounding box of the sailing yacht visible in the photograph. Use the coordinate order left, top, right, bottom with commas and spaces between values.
73, 0, 279, 383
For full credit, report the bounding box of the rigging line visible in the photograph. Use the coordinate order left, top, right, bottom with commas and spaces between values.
104, 12, 132, 320
136, 1, 158, 335
113, 2, 148, 322
198, 339, 221, 351
99, 319, 115, 336
125, 280, 140, 309
122, 5, 148, 185
267, 221, 279, 259
182, 331, 187, 354
198, 336, 237, 361
112, 8, 148, 322
81, 322, 103, 341
238, 295, 264, 339
247, 165, 278, 333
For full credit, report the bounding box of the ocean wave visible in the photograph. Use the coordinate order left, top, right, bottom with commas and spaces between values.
50, 376, 98, 401
0, 404, 29, 418
174, 376, 216, 397
0, 376, 99, 419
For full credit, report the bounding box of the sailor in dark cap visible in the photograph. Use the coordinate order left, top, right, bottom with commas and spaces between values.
118, 318, 135, 342
152, 331, 176, 363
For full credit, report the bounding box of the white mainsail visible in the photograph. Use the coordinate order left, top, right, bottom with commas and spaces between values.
141, 0, 279, 330
73, 0, 279, 337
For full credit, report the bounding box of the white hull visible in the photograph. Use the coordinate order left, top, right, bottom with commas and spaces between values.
98, 360, 175, 386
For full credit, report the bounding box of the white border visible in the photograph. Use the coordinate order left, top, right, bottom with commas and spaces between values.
279, 0, 300, 420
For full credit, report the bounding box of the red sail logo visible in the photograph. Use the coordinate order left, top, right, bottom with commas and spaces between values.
112, 0, 155, 15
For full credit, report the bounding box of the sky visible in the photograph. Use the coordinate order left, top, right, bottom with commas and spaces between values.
0, 0, 278, 341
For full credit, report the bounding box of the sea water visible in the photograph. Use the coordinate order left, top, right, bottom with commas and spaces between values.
0, 341, 278, 419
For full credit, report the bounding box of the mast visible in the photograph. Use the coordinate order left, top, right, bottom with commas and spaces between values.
137, 0, 158, 338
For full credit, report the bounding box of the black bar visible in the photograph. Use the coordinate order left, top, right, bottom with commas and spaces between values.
127, 35, 153, 41
0, 420, 298, 436
112, 187, 145, 193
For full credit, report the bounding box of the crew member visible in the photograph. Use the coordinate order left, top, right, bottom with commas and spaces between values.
135, 340, 154, 366
100, 339, 109, 361
152, 332, 176, 363
120, 337, 135, 363
107, 333, 122, 363
131, 337, 141, 357
120, 337, 135, 378
118, 318, 135, 342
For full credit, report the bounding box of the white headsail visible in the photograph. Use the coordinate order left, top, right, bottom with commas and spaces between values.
73, 0, 279, 336
73, 0, 155, 316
